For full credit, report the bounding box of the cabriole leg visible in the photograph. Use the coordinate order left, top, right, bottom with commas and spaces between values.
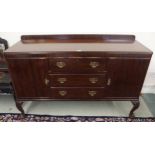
11, 82, 25, 117
129, 100, 140, 118
16, 101, 25, 117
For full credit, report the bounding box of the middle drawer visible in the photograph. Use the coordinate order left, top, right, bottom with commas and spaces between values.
49, 74, 106, 87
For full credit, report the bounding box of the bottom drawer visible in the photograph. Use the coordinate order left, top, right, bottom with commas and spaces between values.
49, 88, 105, 99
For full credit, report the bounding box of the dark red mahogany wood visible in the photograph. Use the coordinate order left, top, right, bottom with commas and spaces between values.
21, 34, 135, 43
4, 34, 153, 118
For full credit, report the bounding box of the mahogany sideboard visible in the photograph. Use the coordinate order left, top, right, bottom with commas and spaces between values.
4, 34, 153, 117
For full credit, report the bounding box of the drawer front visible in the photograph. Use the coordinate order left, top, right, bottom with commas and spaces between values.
49, 88, 105, 99
49, 58, 106, 73
49, 74, 106, 87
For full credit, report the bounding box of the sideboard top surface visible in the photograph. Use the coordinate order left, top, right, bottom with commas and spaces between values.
5, 35, 153, 55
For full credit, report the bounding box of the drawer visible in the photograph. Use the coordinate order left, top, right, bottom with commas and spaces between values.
49, 58, 106, 73
49, 74, 106, 87
49, 88, 105, 99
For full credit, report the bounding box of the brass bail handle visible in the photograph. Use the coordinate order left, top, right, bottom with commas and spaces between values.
89, 61, 99, 68
56, 61, 66, 68
107, 78, 111, 86
89, 77, 98, 84
88, 91, 97, 96
45, 78, 49, 85
57, 78, 67, 84
59, 90, 67, 96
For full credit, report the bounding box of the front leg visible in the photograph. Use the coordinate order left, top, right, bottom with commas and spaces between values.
11, 82, 25, 117
129, 100, 140, 118
16, 100, 25, 117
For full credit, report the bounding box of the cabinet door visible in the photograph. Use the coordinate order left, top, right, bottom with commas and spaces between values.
106, 57, 150, 98
7, 58, 49, 98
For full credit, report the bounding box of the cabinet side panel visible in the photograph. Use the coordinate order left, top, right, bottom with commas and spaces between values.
107, 57, 151, 98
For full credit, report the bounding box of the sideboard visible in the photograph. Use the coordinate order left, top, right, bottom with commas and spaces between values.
4, 34, 153, 117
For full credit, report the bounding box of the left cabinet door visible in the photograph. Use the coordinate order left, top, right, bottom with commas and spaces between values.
7, 58, 49, 98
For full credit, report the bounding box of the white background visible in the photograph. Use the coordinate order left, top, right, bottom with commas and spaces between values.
0, 0, 155, 155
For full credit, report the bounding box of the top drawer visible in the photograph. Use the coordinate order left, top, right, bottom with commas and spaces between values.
49, 57, 106, 73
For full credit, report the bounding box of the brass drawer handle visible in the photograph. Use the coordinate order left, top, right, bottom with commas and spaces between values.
89, 77, 98, 84
56, 62, 66, 68
88, 91, 97, 96
107, 78, 111, 86
59, 90, 67, 96
57, 78, 67, 84
89, 61, 99, 68
44, 78, 49, 85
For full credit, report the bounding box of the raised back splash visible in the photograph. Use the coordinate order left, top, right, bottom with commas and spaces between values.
21, 34, 135, 43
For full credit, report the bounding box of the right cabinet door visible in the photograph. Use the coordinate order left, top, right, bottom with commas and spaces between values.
106, 57, 151, 98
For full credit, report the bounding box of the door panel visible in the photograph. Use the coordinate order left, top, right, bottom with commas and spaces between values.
106, 57, 150, 98
7, 58, 48, 98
